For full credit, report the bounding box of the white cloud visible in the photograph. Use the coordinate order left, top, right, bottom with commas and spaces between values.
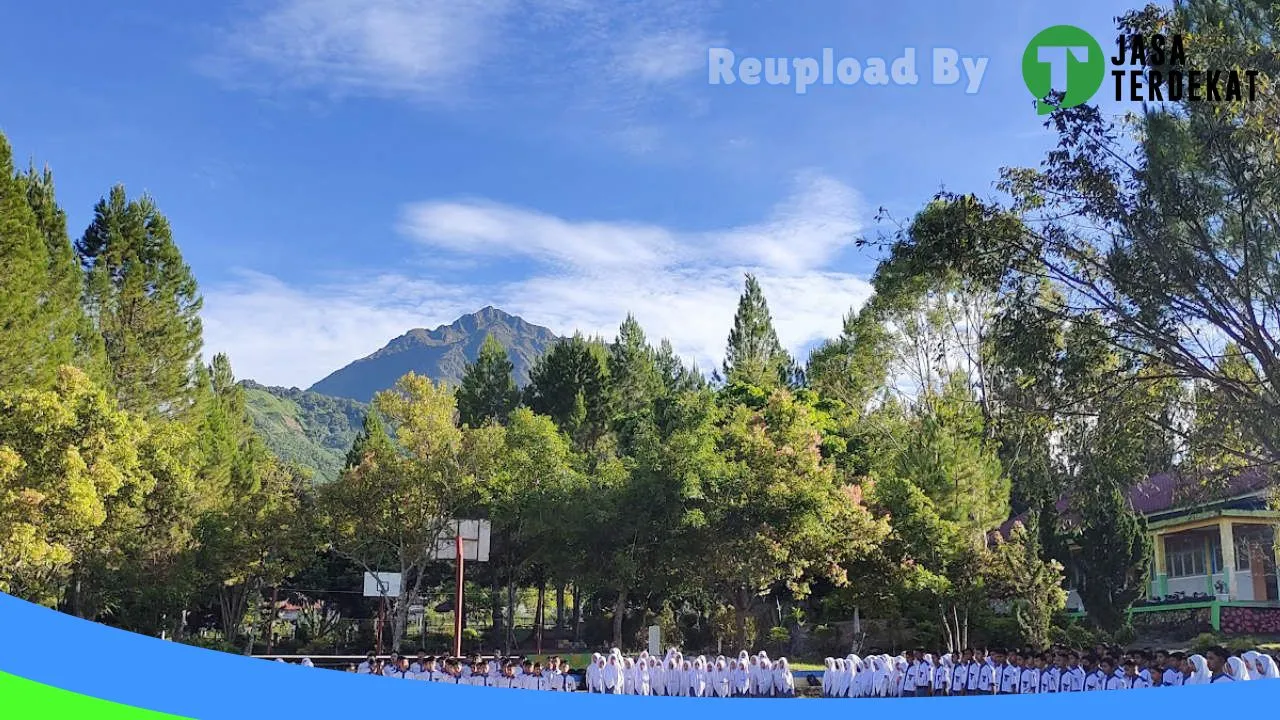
211, 0, 516, 99
401, 171, 862, 274
615, 28, 716, 84
398, 199, 679, 272
209, 0, 715, 102
202, 174, 874, 388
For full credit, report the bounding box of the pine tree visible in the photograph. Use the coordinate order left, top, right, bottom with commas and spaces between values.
18, 164, 105, 381
0, 134, 57, 390
77, 185, 204, 418
608, 314, 662, 417
456, 334, 520, 428
525, 334, 611, 453
722, 274, 797, 388
655, 339, 706, 394
345, 412, 394, 471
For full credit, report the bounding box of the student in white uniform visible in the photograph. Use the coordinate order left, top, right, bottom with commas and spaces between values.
1040, 653, 1059, 693
379, 653, 399, 677
934, 654, 952, 696
1186, 654, 1210, 685
951, 650, 970, 696
772, 657, 794, 698
902, 651, 919, 698
563, 666, 581, 692
977, 653, 996, 695
357, 652, 376, 674
870, 656, 889, 697
735, 659, 752, 697
712, 659, 729, 697
1083, 656, 1104, 691
587, 654, 604, 693
1258, 653, 1280, 679
965, 650, 982, 694
602, 654, 624, 694
649, 657, 666, 697
1101, 659, 1125, 690
1163, 652, 1185, 687
997, 650, 1019, 695
1123, 659, 1150, 688
1022, 654, 1041, 694
1226, 655, 1252, 681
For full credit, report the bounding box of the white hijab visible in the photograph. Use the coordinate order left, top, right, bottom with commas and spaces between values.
1258, 654, 1280, 679
1227, 656, 1253, 681
1188, 655, 1210, 685
847, 654, 861, 697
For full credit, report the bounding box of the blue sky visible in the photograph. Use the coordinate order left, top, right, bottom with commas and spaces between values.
0, 1, 1134, 388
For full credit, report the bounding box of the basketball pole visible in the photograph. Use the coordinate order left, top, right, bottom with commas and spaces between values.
453, 532, 464, 658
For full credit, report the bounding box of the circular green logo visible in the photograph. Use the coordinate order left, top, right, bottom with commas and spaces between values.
1022, 25, 1105, 114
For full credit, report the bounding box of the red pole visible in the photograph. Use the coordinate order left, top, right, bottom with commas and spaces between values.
454, 534, 464, 658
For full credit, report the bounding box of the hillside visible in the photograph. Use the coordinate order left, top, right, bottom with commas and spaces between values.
241, 381, 367, 483
307, 306, 559, 402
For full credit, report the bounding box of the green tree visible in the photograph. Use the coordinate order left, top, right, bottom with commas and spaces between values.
704, 388, 886, 644
320, 372, 496, 650
0, 135, 60, 390
608, 314, 663, 420
344, 411, 392, 470
524, 334, 611, 455
655, 339, 706, 394
77, 185, 204, 418
0, 367, 146, 605
895, 376, 1010, 544
456, 334, 520, 428
722, 275, 799, 388
1071, 484, 1151, 634
988, 518, 1067, 650
984, 1, 1280, 468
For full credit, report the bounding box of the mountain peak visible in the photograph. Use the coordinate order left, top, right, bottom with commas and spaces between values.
306, 308, 558, 403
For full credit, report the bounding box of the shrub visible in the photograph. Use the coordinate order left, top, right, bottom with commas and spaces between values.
1112, 624, 1138, 646
809, 624, 845, 658
1190, 632, 1262, 655
766, 626, 791, 657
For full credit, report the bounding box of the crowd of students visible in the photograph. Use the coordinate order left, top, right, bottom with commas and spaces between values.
819, 645, 1280, 697
346, 651, 581, 691
297, 643, 1280, 698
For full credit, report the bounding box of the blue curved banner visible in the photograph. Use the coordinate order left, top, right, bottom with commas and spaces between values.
0, 592, 1269, 717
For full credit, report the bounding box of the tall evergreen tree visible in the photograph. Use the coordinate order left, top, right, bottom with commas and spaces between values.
608, 314, 662, 418
344, 411, 393, 471
722, 274, 798, 388
1072, 484, 1151, 634
655, 339, 707, 394
77, 186, 204, 418
456, 334, 520, 428
18, 164, 105, 381
0, 135, 58, 390
524, 334, 611, 454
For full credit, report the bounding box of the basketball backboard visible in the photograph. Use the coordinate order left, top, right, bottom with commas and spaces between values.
431, 519, 491, 562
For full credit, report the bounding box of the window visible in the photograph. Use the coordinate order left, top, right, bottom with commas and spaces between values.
1166, 535, 1207, 578
1237, 537, 1253, 571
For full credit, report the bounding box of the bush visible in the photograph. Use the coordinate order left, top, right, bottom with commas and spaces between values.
765, 626, 791, 657
809, 624, 845, 659
461, 627, 481, 651
182, 635, 239, 654
1112, 624, 1138, 646
1050, 619, 1109, 649
1190, 632, 1262, 655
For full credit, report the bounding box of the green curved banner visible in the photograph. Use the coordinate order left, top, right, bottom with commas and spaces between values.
0, 671, 191, 719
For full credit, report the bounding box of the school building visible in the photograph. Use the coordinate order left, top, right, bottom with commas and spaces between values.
1013, 471, 1280, 635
